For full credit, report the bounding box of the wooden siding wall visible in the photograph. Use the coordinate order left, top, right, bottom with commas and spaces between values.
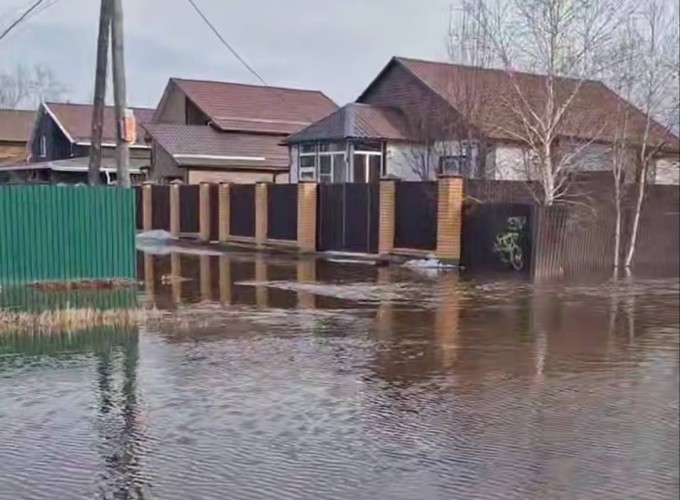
358, 62, 465, 140
30, 110, 73, 162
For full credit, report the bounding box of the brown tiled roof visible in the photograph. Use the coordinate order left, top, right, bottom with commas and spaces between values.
45, 102, 154, 146
394, 57, 679, 149
170, 79, 337, 134
143, 124, 289, 169
284, 103, 411, 143
0, 109, 36, 142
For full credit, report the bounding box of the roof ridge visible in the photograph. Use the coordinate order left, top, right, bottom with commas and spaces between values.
0, 108, 35, 113
44, 101, 155, 111
171, 77, 333, 98
395, 56, 602, 85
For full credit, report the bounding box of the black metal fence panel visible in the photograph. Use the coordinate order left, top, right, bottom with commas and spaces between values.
179, 185, 199, 234
230, 184, 256, 237
394, 181, 437, 250
267, 184, 298, 241
134, 186, 143, 230
464, 180, 539, 204
631, 185, 679, 274
151, 185, 170, 231
461, 202, 533, 274
317, 184, 344, 252
209, 184, 220, 242
317, 183, 379, 254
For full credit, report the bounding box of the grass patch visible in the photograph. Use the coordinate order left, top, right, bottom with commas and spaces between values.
0, 307, 153, 335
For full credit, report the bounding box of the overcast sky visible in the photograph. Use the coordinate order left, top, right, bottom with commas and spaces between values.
0, 0, 453, 108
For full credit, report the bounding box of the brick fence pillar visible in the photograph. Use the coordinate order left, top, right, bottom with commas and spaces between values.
198, 182, 211, 242
218, 183, 231, 243
219, 254, 232, 304
379, 179, 397, 256
436, 175, 463, 265
169, 181, 181, 238
296, 259, 316, 309
142, 183, 153, 231
255, 182, 269, 248
200, 254, 212, 301
297, 181, 317, 253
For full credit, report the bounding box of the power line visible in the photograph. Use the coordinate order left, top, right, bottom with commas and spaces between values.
184, 0, 269, 87
182, 0, 332, 129
0, 0, 61, 44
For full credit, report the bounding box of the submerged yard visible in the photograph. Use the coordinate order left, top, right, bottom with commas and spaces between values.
0, 251, 678, 499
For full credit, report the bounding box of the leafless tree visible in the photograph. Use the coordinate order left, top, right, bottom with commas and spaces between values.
453, 0, 632, 205
607, 22, 638, 271
0, 64, 66, 109
405, 3, 495, 181
618, 0, 679, 269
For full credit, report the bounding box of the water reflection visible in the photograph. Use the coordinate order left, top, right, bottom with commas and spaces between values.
0, 328, 146, 499
0, 252, 676, 499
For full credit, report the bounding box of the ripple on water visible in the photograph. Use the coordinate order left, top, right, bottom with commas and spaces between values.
0, 274, 678, 500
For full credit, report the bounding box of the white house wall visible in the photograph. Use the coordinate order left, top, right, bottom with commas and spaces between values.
655, 156, 680, 185
289, 145, 299, 183
558, 141, 612, 172
385, 143, 435, 180
493, 145, 528, 180
385, 141, 479, 180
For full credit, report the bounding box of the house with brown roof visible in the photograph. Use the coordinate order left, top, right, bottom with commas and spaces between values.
0, 109, 36, 169
145, 78, 337, 184
2, 102, 154, 184
285, 56, 679, 185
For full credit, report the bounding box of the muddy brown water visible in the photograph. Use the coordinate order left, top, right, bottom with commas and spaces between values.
0, 252, 678, 499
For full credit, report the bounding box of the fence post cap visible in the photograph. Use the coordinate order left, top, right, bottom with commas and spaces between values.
142, 181, 155, 185
169, 179, 183, 185
437, 174, 463, 179
298, 180, 318, 184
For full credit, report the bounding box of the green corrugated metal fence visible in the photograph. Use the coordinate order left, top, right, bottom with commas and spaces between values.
0, 185, 136, 284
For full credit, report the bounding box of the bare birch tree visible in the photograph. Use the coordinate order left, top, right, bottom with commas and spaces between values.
453, 0, 631, 205
619, 0, 679, 269
607, 22, 638, 271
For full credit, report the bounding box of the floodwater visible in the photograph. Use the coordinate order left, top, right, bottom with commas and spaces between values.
0, 251, 678, 500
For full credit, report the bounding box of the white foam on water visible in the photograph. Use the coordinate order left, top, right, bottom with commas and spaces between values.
403, 257, 457, 269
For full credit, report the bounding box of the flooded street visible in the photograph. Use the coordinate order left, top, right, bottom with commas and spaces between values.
0, 252, 678, 499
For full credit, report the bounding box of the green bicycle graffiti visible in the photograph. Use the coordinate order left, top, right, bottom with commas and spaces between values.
493, 216, 526, 271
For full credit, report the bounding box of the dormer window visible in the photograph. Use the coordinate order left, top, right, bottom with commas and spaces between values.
39, 135, 47, 158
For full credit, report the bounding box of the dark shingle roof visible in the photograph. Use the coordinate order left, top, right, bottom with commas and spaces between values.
284, 103, 411, 143
170, 79, 337, 135
393, 57, 679, 149
45, 102, 154, 146
143, 124, 289, 169
0, 109, 36, 142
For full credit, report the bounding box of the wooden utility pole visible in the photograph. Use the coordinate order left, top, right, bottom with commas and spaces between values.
88, 0, 112, 186
111, 0, 131, 188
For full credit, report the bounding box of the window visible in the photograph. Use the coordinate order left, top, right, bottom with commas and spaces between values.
439, 154, 470, 176
39, 135, 47, 158
299, 144, 317, 180
319, 155, 332, 183
352, 147, 382, 183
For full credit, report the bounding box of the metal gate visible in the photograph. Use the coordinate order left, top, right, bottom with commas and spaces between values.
461, 203, 533, 273
317, 183, 379, 254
